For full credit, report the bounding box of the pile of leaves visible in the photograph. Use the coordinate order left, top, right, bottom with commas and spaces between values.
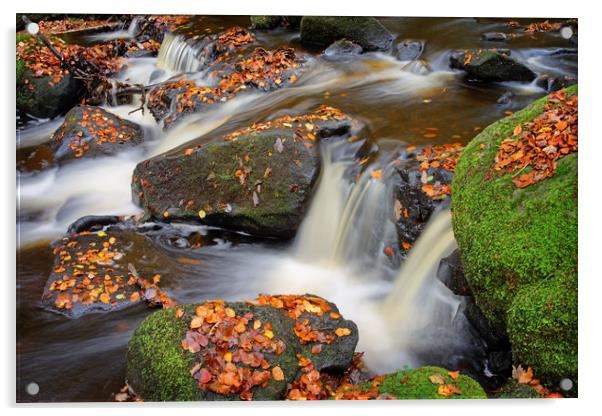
416, 143, 464, 199
36, 18, 116, 35
52, 106, 141, 158
492, 89, 577, 188
149, 47, 303, 126
16, 35, 124, 86
511, 365, 563, 398
224, 105, 350, 143
179, 295, 354, 400
506, 19, 571, 33
45, 231, 175, 312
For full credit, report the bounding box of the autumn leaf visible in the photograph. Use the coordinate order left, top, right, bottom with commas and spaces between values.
198, 368, 212, 384
335, 327, 351, 337
272, 366, 285, 381
175, 308, 185, 318
429, 374, 446, 385
384, 246, 394, 257
513, 124, 523, 136
190, 316, 204, 329
447, 370, 460, 380
371, 170, 383, 180
437, 385, 452, 397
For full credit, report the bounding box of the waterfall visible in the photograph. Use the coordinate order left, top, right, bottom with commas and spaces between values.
156, 33, 202, 73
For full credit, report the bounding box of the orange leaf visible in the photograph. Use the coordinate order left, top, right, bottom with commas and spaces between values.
437, 385, 452, 397
384, 246, 394, 257
447, 370, 460, 380
371, 170, 383, 180
335, 327, 352, 337
272, 366, 285, 381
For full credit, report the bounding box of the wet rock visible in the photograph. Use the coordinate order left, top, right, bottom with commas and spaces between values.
496, 91, 514, 106
126, 295, 358, 401
49, 105, 144, 163
535, 74, 577, 93
393, 145, 460, 257
148, 47, 304, 127
133, 106, 354, 238
250, 16, 282, 30
395, 40, 424, 61
41, 228, 175, 318
300, 16, 394, 52
322, 39, 363, 60
16, 60, 83, 119
481, 32, 508, 42
436, 250, 471, 296
67, 215, 122, 234
450, 49, 536, 82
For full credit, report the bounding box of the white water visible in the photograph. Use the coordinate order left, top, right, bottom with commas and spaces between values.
85, 16, 141, 42
156, 33, 203, 73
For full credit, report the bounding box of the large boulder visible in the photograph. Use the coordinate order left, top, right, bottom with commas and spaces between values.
250, 16, 282, 30
49, 105, 144, 163
126, 295, 358, 401
300, 16, 393, 52
450, 49, 536, 82
361, 366, 487, 400
132, 106, 354, 238
451, 86, 577, 386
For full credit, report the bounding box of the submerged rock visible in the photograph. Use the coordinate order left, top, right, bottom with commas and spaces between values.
481, 32, 508, 42
363, 366, 487, 399
452, 86, 578, 386
450, 49, 536, 82
133, 106, 354, 238
535, 74, 577, 93
322, 39, 363, 60
126, 295, 358, 401
49, 105, 144, 163
396, 40, 424, 61
300, 16, 393, 52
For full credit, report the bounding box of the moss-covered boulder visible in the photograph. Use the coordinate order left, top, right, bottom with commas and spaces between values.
300, 16, 393, 52
452, 86, 578, 384
49, 105, 144, 163
126, 295, 358, 401
16, 59, 83, 119
489, 380, 540, 399
250, 16, 283, 30
369, 366, 487, 400
133, 106, 354, 238
450, 49, 536, 82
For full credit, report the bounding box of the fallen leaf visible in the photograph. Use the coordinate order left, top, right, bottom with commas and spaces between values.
272, 366, 285, 381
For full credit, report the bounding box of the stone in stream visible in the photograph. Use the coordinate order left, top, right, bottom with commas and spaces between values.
300, 16, 394, 52
250, 16, 282, 30
452, 86, 578, 389
395, 40, 425, 61
132, 106, 355, 238
48, 105, 145, 163
535, 73, 577, 93
148, 46, 305, 127
126, 295, 358, 401
481, 32, 508, 42
449, 49, 536, 82
393, 143, 462, 258
41, 227, 176, 318
322, 39, 363, 60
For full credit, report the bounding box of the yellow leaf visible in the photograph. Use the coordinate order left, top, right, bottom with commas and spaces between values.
335, 327, 351, 337
272, 366, 285, 381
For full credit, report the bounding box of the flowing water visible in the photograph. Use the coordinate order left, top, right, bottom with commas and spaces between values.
16, 16, 577, 401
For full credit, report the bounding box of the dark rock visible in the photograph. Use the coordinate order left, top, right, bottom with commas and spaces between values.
436, 249, 471, 296
481, 32, 508, 42
133, 107, 354, 238
395, 40, 424, 61
300, 16, 394, 52
49, 105, 144, 163
322, 39, 363, 60
393, 158, 453, 257
450, 49, 536, 82
535, 74, 577, 93
126, 295, 358, 400
67, 215, 121, 234
16, 62, 84, 119
124, 49, 156, 59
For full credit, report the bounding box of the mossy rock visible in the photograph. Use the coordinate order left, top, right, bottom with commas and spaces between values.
452, 85, 578, 384
370, 366, 487, 400
126, 296, 358, 401
250, 16, 282, 30
450, 49, 535, 82
132, 110, 353, 238
300, 16, 393, 52
489, 380, 540, 399
16, 59, 83, 119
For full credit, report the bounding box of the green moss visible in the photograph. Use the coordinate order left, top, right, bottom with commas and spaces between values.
126, 306, 199, 401
452, 85, 578, 384
489, 380, 540, 399
373, 366, 487, 400
507, 272, 577, 386
250, 16, 282, 30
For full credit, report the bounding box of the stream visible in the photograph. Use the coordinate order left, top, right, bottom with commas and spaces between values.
16, 16, 577, 402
